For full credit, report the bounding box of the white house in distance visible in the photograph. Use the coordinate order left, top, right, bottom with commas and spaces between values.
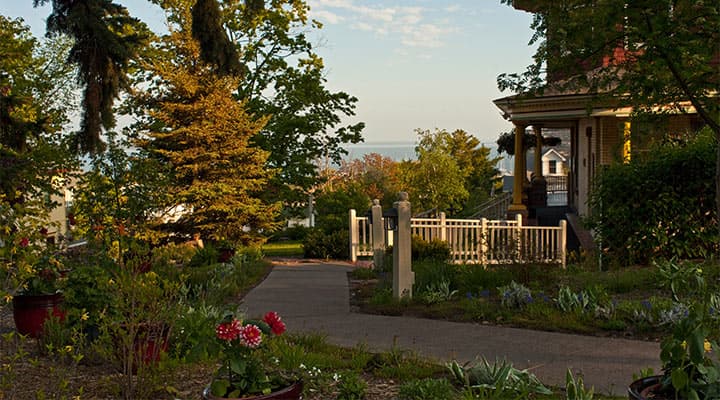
542, 148, 566, 177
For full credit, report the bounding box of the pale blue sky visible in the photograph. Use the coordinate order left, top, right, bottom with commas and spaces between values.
0, 0, 536, 144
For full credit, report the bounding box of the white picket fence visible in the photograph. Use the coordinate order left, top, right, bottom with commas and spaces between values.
349, 210, 566, 267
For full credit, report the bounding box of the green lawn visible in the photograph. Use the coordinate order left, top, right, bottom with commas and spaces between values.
263, 241, 304, 257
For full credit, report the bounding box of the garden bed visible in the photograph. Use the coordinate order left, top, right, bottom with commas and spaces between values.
347, 259, 720, 342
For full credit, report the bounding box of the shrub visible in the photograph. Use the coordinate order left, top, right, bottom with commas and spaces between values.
586, 128, 718, 265
412, 236, 451, 262
302, 229, 350, 260
187, 244, 219, 268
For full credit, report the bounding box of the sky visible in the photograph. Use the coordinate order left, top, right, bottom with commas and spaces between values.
0, 0, 537, 145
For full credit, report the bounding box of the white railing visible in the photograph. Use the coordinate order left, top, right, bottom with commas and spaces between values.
349, 210, 566, 267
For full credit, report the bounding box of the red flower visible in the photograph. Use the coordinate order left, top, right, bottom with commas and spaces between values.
240, 325, 263, 348
263, 311, 286, 335
270, 320, 286, 335
216, 319, 242, 341
19, 237, 29, 247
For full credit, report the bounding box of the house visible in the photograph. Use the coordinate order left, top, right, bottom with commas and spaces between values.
494, 2, 705, 223
542, 148, 566, 177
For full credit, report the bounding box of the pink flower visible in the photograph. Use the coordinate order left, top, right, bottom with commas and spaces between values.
216, 319, 242, 341
263, 311, 286, 335
240, 325, 262, 348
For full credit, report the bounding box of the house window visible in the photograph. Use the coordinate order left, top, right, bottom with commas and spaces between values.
549, 160, 557, 174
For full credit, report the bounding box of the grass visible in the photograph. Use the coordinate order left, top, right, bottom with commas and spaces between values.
262, 241, 304, 257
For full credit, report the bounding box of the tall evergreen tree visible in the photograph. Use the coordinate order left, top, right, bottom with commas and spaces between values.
36, 0, 149, 154
130, 0, 279, 244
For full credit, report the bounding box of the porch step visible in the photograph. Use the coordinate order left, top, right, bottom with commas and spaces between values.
565, 213, 596, 252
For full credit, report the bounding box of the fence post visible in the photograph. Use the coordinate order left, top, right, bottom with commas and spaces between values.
349, 209, 358, 263
480, 218, 488, 266
559, 219, 567, 268
370, 199, 385, 270
515, 213, 523, 261
393, 192, 414, 300
439, 212, 447, 242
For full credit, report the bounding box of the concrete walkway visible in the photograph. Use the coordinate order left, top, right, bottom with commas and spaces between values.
241, 262, 661, 397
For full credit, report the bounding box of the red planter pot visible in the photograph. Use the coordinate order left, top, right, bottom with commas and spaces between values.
114, 323, 170, 373
12, 293, 65, 338
202, 381, 303, 400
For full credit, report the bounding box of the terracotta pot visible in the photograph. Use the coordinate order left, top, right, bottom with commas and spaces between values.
202, 381, 303, 400
12, 293, 65, 338
628, 375, 675, 400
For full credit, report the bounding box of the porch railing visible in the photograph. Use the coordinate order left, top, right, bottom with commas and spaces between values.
349, 210, 566, 267
468, 192, 512, 220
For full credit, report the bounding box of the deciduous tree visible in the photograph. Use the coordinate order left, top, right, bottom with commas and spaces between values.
413, 129, 500, 214
222, 0, 365, 209
340, 153, 400, 209
498, 0, 720, 220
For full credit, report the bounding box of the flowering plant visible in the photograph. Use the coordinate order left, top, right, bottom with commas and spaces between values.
656, 260, 720, 400
210, 311, 287, 398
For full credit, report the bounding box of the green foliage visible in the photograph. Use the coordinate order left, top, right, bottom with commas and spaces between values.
565, 369, 594, 400
188, 245, 221, 269
412, 237, 451, 262
171, 302, 223, 362
555, 285, 600, 314
400, 129, 500, 215
586, 129, 718, 265
73, 132, 172, 251
350, 267, 377, 280
447, 358, 552, 398
262, 241, 304, 258
315, 182, 371, 234
0, 17, 78, 301
127, 2, 279, 245
43, 0, 150, 153
418, 280, 458, 305
656, 259, 720, 400
217, 0, 364, 208
336, 371, 367, 400
302, 229, 350, 260
498, 281, 533, 309
62, 256, 114, 328
398, 378, 457, 400
498, 1, 719, 138
399, 146, 468, 215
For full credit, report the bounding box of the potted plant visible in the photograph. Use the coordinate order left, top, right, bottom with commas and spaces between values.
628, 260, 720, 400
203, 311, 302, 400
11, 253, 67, 338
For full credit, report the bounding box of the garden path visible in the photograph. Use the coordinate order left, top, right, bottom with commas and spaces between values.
241, 262, 661, 397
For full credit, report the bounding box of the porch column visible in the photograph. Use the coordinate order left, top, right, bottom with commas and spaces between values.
508, 122, 528, 219
533, 125, 544, 181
